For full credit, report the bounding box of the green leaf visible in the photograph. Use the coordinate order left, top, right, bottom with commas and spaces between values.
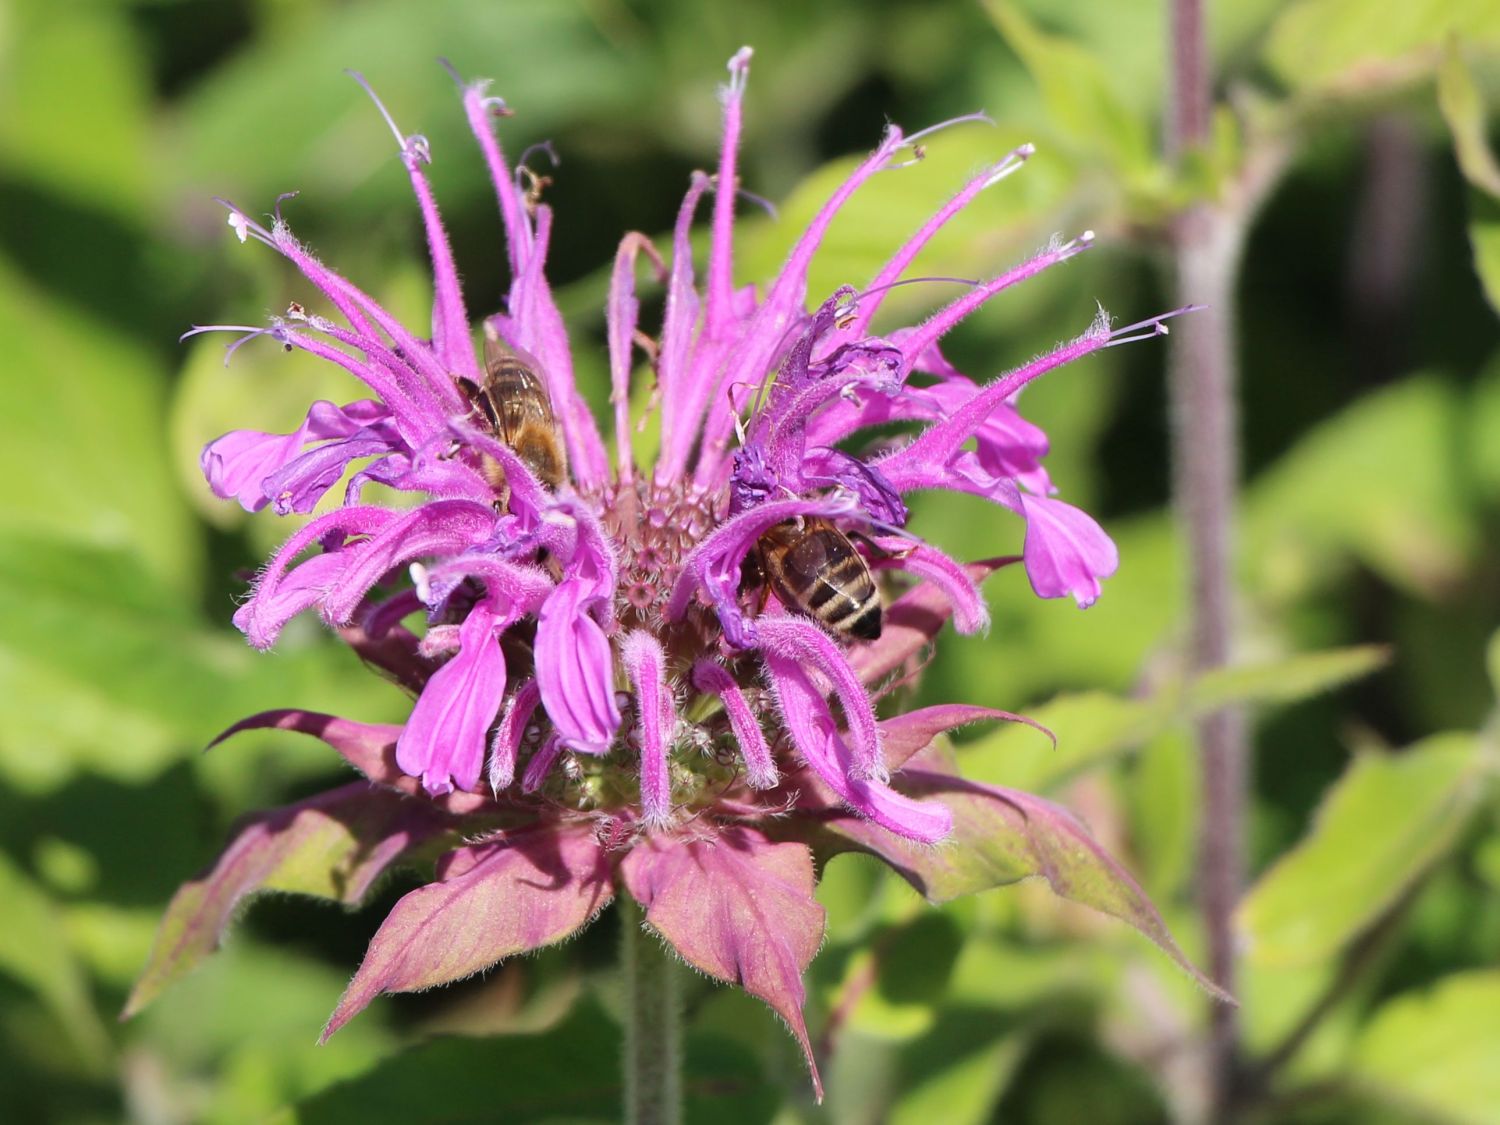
958, 646, 1385, 794
293, 998, 776, 1125
831, 764, 1232, 1003
1246, 375, 1475, 598
0, 852, 110, 1069
135, 941, 396, 1125
0, 533, 402, 793
1264, 0, 1500, 97
1438, 40, 1500, 317
0, 1, 152, 218
1351, 970, 1500, 1125
1184, 645, 1389, 714
174, 0, 638, 214
888, 1012, 1028, 1125
0, 256, 200, 590
983, 0, 1155, 182
1239, 733, 1490, 968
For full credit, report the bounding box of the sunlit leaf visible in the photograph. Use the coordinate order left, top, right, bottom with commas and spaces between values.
1246, 375, 1474, 598
0, 257, 199, 589
1238, 733, 1488, 968
0, 533, 401, 793
1437, 39, 1500, 317
828, 763, 1231, 1002
0, 2, 152, 217
1184, 645, 1389, 713
1264, 0, 1500, 96
1351, 970, 1500, 1125
174, 0, 638, 211
958, 646, 1384, 793
983, 0, 1155, 181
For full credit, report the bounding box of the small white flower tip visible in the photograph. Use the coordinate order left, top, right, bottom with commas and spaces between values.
1080, 229, 1096, 243
227, 212, 249, 243
1018, 142, 1037, 157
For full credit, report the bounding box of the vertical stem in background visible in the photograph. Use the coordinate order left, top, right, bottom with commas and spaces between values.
621, 896, 682, 1125
1166, 0, 1247, 1114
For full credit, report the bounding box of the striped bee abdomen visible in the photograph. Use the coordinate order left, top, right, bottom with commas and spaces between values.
758, 518, 882, 641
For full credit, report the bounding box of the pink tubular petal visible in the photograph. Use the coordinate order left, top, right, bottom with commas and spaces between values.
607, 232, 667, 481
766, 651, 952, 843
396, 603, 506, 795
1019, 493, 1119, 607
620, 632, 676, 825
489, 680, 541, 792
324, 823, 613, 1040
461, 79, 532, 281
691, 661, 777, 789
535, 581, 621, 753
870, 538, 989, 635
521, 734, 565, 793
655, 173, 710, 473
619, 826, 826, 1101
896, 232, 1093, 369
234, 506, 401, 648
684, 125, 912, 484
879, 311, 1111, 488
201, 427, 309, 511
508, 205, 608, 489
705, 48, 751, 338
755, 615, 883, 781
319, 499, 500, 625
845, 144, 1034, 337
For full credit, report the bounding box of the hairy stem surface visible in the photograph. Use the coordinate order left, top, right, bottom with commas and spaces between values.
1167, 0, 1248, 1115
621, 896, 682, 1125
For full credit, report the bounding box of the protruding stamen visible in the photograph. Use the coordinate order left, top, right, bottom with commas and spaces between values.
983, 142, 1035, 187
1104, 303, 1205, 347
888, 111, 994, 168
346, 69, 430, 166
724, 45, 753, 97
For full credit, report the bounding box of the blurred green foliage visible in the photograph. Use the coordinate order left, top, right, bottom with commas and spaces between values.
2, 0, 1499, 1121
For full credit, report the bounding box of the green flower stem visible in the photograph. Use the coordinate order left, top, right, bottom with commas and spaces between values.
621, 896, 682, 1125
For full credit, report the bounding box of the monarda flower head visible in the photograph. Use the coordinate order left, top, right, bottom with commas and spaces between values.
130, 49, 1220, 1097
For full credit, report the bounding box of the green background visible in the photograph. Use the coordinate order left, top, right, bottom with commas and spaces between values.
2, 0, 1499, 1121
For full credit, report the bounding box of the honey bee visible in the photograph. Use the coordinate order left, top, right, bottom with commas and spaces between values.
462, 331, 567, 494
754, 517, 882, 641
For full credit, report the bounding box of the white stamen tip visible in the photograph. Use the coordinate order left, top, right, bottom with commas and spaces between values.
409, 562, 432, 603
1018, 142, 1037, 157
227, 212, 249, 243
1081, 229, 1096, 242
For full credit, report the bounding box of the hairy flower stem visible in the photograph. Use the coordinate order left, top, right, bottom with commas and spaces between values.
621, 897, 682, 1125
1167, 0, 1247, 1115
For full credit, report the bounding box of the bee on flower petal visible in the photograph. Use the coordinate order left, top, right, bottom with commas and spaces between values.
753, 516, 882, 641
460, 330, 568, 495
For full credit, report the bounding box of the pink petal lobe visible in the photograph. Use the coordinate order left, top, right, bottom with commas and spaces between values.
620, 827, 826, 1100
209, 710, 491, 815
124, 782, 455, 1018
879, 704, 1054, 772
324, 822, 613, 1039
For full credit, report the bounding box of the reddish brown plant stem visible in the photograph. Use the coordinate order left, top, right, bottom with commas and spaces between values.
1166, 0, 1247, 1115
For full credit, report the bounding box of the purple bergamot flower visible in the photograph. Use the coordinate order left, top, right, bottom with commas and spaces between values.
128, 49, 1219, 1098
